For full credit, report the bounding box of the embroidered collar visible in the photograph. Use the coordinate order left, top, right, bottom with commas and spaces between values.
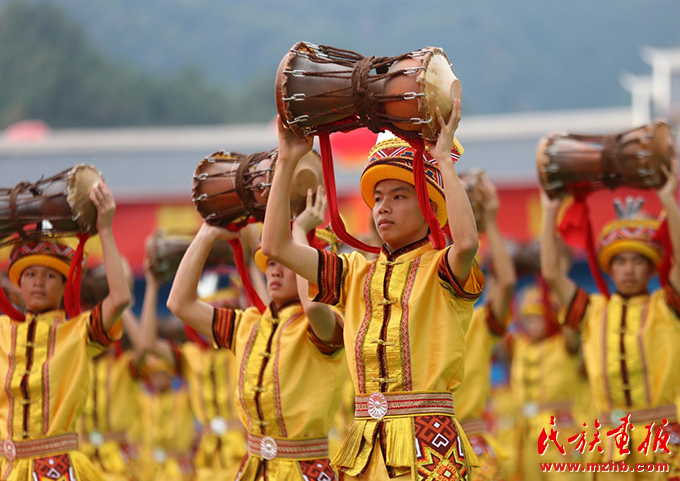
611, 291, 650, 304
22, 309, 66, 323
268, 300, 302, 319
380, 236, 432, 261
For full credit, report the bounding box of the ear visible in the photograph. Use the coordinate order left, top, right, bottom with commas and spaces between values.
429, 201, 439, 215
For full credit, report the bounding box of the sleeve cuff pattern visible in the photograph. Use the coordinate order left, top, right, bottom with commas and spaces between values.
212, 307, 238, 350
564, 288, 589, 330
312, 249, 343, 306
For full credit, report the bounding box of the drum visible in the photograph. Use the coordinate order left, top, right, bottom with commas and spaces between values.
275, 42, 460, 141
0, 164, 103, 245
536, 120, 676, 198
192, 148, 322, 228
145, 230, 236, 284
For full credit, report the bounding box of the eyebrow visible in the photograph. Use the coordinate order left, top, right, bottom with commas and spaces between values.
374, 185, 413, 196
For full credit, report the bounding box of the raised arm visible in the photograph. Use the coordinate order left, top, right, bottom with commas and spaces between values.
292, 187, 344, 345
140, 258, 175, 365
90, 182, 131, 330
167, 223, 239, 340
539, 188, 577, 307
428, 100, 479, 282
657, 159, 680, 290
261, 118, 320, 283
121, 308, 145, 360
478, 173, 516, 322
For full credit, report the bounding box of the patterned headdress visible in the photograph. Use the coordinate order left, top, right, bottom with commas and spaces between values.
8, 239, 76, 286
597, 197, 663, 274
359, 132, 463, 227
519, 285, 560, 319
253, 226, 339, 273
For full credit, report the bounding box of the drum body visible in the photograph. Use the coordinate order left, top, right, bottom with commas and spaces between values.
537, 120, 676, 198
276, 42, 460, 140
192, 149, 323, 228
0, 164, 103, 244
146, 230, 235, 284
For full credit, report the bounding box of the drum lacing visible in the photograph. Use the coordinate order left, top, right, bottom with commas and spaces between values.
601, 133, 620, 189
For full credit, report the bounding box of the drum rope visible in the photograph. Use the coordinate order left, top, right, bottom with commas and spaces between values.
601, 134, 619, 189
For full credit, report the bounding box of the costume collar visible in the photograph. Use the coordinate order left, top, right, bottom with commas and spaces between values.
380, 235, 432, 261
611, 291, 650, 304
267, 300, 302, 320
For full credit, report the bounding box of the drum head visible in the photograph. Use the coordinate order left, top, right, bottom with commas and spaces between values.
421, 49, 461, 141
66, 164, 104, 234
290, 150, 323, 216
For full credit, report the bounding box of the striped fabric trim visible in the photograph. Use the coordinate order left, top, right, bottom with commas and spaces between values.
274, 312, 303, 437
354, 391, 455, 419
485, 305, 506, 337
42, 317, 62, 435
1, 433, 78, 460
246, 433, 329, 459
664, 283, 680, 318
212, 307, 239, 350
564, 288, 589, 330
437, 250, 482, 301
87, 303, 112, 346
399, 257, 420, 391
306, 323, 343, 356
313, 250, 343, 306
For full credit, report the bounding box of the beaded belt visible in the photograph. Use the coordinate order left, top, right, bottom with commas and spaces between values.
246, 433, 329, 461
355, 391, 455, 420
459, 417, 486, 436
601, 404, 677, 426
2, 433, 78, 461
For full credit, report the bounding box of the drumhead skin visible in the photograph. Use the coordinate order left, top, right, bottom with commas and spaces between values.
67, 164, 104, 233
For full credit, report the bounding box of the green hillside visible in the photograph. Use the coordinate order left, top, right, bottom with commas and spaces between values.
2, 0, 680, 128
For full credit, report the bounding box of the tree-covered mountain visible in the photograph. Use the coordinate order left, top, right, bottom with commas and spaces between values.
2, 0, 680, 128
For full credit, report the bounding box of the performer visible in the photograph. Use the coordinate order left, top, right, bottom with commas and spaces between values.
508, 286, 584, 481
142, 253, 246, 481
262, 99, 484, 480
0, 182, 130, 480
77, 261, 145, 481
540, 160, 680, 480
166, 208, 346, 480
453, 172, 516, 481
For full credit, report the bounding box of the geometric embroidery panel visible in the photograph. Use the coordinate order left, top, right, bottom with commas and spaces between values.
415, 415, 468, 481
299, 458, 336, 481
32, 453, 77, 481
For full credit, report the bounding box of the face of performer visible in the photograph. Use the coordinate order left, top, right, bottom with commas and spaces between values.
265, 259, 299, 308
19, 265, 66, 313
373, 179, 431, 252
609, 252, 655, 297
522, 314, 547, 342
149, 370, 172, 393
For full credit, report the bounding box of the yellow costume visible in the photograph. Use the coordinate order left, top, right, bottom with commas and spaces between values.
312, 239, 484, 480
565, 288, 680, 475
138, 383, 195, 481
78, 349, 142, 481
559, 214, 680, 479
212, 301, 345, 481
0, 304, 123, 480
454, 306, 508, 481
174, 341, 246, 481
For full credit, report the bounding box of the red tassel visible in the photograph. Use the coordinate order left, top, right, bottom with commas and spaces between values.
405, 138, 446, 250
0, 285, 25, 321
652, 217, 671, 286
558, 196, 610, 298
64, 234, 89, 318
227, 238, 266, 313
183, 324, 210, 349
318, 133, 380, 254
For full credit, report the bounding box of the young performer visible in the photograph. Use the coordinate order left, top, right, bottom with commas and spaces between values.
262, 99, 485, 480
167, 207, 346, 480
453, 172, 516, 481
0, 182, 130, 480
540, 161, 680, 480
142, 254, 246, 481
